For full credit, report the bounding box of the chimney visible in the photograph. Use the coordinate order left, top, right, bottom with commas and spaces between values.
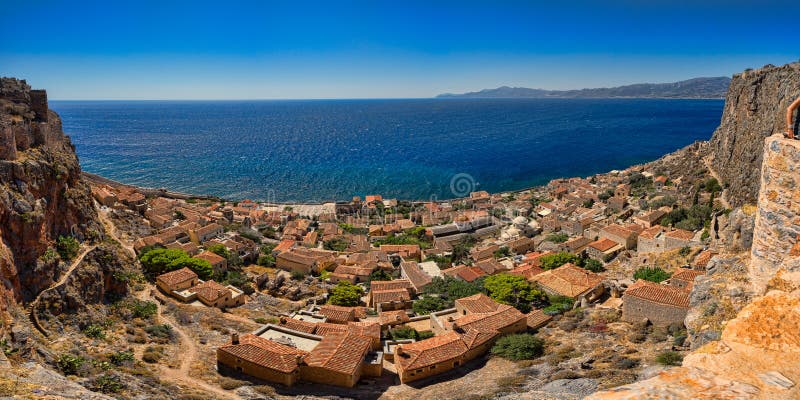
231, 333, 239, 345
395, 346, 403, 356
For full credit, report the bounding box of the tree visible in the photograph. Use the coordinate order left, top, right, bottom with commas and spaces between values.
424, 276, 482, 301
704, 178, 722, 193
545, 233, 569, 243
450, 235, 476, 265
483, 273, 544, 313
493, 246, 511, 259
633, 267, 670, 283
323, 237, 349, 252
327, 281, 364, 306
257, 253, 275, 267
582, 258, 605, 272
367, 269, 392, 283
56, 235, 80, 260
412, 295, 449, 315
539, 252, 580, 270
491, 334, 544, 360
138, 248, 213, 279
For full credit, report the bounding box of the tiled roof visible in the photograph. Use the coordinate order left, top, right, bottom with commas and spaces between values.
278, 317, 318, 334
347, 321, 381, 339
273, 239, 296, 253
455, 304, 526, 333
318, 305, 357, 323
637, 210, 666, 224
379, 310, 410, 326
639, 226, 664, 240
692, 250, 717, 268
196, 250, 226, 265
195, 223, 223, 237
665, 229, 695, 241
671, 268, 705, 283
460, 328, 499, 349
401, 261, 432, 291
509, 263, 545, 280
304, 332, 372, 375
442, 265, 482, 282
588, 238, 620, 252
526, 309, 553, 329
370, 279, 413, 292
191, 280, 229, 303
474, 259, 504, 275
455, 293, 502, 314
218, 334, 307, 373
395, 331, 469, 371
157, 267, 197, 286
532, 263, 604, 298
601, 224, 634, 239
371, 288, 411, 304
314, 322, 350, 336
624, 280, 690, 308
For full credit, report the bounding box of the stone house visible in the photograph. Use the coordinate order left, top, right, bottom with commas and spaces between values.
663, 229, 699, 250
633, 210, 666, 228
622, 280, 690, 326
559, 236, 592, 254
195, 250, 228, 276
636, 226, 665, 253
599, 224, 638, 249
217, 334, 306, 386
531, 263, 605, 302
508, 237, 536, 254
669, 268, 705, 291
586, 238, 622, 261
155, 267, 198, 294
189, 223, 223, 244
189, 280, 246, 308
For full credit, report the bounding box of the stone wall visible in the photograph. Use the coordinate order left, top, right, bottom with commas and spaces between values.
622, 295, 688, 327
750, 135, 800, 293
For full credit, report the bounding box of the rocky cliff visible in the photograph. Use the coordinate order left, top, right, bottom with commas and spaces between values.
708, 62, 800, 207
0, 78, 101, 319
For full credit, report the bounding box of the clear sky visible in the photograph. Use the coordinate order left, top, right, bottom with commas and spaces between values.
1, 0, 798, 99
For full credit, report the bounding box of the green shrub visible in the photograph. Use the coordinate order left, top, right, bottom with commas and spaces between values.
256, 253, 275, 267
206, 243, 231, 259
56, 235, 80, 260
582, 258, 604, 272
412, 295, 450, 315
327, 280, 364, 306
138, 248, 213, 279
633, 267, 671, 283
145, 324, 173, 340
323, 237, 349, 251
109, 350, 134, 366
483, 273, 544, 313
290, 271, 305, 281
40, 247, 59, 263
491, 334, 544, 361
83, 324, 106, 339
92, 374, 124, 393
655, 351, 683, 366
130, 300, 158, 319
57, 354, 85, 375
142, 346, 164, 363
539, 252, 580, 270
545, 233, 569, 243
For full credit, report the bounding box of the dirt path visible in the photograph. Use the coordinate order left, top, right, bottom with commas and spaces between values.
136, 288, 242, 400
96, 204, 136, 258
703, 156, 732, 209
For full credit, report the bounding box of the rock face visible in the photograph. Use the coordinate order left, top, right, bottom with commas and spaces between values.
750, 135, 800, 293
708, 62, 800, 207
0, 78, 101, 317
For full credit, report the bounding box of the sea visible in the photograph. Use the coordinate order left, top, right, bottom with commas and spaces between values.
50, 98, 724, 203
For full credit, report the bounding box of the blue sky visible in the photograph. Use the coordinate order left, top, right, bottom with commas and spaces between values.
1, 0, 798, 99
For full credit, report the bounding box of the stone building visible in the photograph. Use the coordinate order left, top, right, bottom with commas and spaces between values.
622, 280, 690, 326
155, 267, 198, 293
531, 263, 605, 302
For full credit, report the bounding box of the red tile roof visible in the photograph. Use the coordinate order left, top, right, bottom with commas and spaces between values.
455, 293, 502, 314
319, 305, 358, 323
191, 280, 229, 303
379, 310, 410, 326
665, 229, 695, 241
526, 309, 553, 330
278, 317, 318, 334
218, 334, 307, 373
589, 238, 620, 252
370, 279, 413, 292
454, 304, 526, 333
157, 267, 197, 286
531, 263, 604, 298
304, 333, 372, 375
624, 280, 690, 308
371, 288, 411, 304
395, 331, 468, 370
671, 269, 705, 283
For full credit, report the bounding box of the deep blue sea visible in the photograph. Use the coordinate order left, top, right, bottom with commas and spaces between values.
50, 99, 723, 202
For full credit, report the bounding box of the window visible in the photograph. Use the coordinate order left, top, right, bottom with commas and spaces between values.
430, 365, 436, 370
416, 369, 422, 373
454, 361, 460, 367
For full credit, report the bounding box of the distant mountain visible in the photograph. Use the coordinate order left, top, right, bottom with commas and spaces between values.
437, 77, 732, 99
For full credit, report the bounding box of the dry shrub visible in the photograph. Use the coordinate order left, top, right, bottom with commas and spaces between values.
550, 370, 581, 380
496, 375, 526, 390
142, 346, 163, 363
218, 376, 247, 390
253, 385, 277, 396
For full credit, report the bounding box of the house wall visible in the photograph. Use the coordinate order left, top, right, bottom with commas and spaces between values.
637, 236, 663, 253
300, 365, 359, 388
664, 236, 694, 251
276, 257, 313, 274
622, 296, 688, 326
217, 349, 298, 386
398, 356, 460, 383
156, 277, 197, 294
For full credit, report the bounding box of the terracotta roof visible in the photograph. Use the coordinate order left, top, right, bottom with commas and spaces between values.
455, 304, 526, 333
379, 310, 410, 326
401, 261, 432, 291
474, 259, 504, 275
455, 293, 502, 314
601, 224, 635, 239
277, 250, 317, 267
314, 322, 350, 336
531, 263, 604, 298
304, 333, 372, 375
665, 229, 695, 241
318, 305, 357, 323
624, 280, 690, 308
157, 267, 197, 286
347, 321, 381, 340
509, 263, 545, 280
395, 331, 468, 371
370, 279, 413, 292
639, 226, 664, 240
526, 309, 553, 330
460, 328, 499, 349
273, 239, 296, 253
194, 223, 223, 237
218, 334, 307, 373
637, 210, 666, 224
442, 265, 482, 282
588, 238, 620, 252
196, 250, 226, 265
371, 288, 411, 304
191, 280, 229, 303
692, 250, 717, 268
278, 317, 318, 334
333, 264, 374, 277
671, 269, 705, 283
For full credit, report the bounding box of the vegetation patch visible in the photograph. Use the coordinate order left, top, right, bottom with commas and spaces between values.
491, 334, 544, 361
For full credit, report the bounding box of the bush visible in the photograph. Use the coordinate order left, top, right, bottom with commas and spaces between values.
655, 351, 683, 366
614, 357, 639, 369
290, 271, 305, 281
109, 350, 134, 366
545, 233, 569, 243
207, 243, 230, 259
57, 354, 85, 375
138, 248, 213, 279
539, 252, 580, 270
323, 237, 349, 252
256, 254, 275, 267
412, 295, 450, 315
219, 376, 247, 390
56, 235, 80, 260
142, 346, 164, 363
92, 374, 124, 393
130, 300, 158, 319
491, 334, 544, 361
145, 324, 174, 340
83, 324, 106, 339
582, 258, 604, 272
633, 267, 670, 283
327, 281, 364, 306
483, 273, 545, 313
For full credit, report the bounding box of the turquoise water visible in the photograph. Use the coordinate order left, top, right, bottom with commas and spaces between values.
51, 98, 723, 202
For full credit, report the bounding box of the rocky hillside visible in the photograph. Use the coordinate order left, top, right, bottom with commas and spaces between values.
708, 62, 800, 207
0, 78, 101, 319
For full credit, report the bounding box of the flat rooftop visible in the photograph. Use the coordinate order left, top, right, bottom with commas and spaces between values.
254, 324, 322, 352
